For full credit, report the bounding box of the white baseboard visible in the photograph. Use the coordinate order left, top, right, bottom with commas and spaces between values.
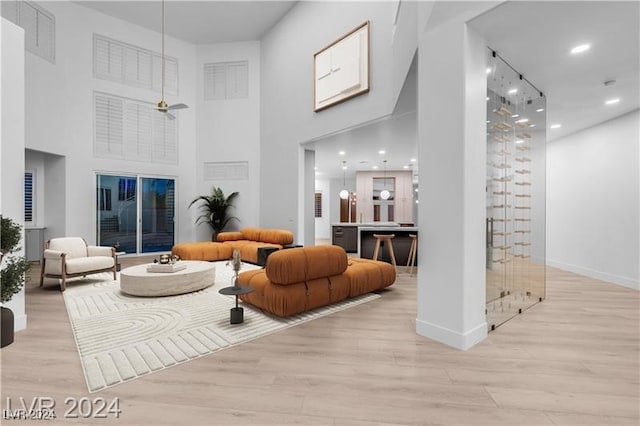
13, 313, 27, 332
547, 259, 639, 291
415, 318, 487, 350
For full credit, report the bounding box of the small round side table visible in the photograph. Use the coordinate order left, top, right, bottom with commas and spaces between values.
218, 285, 255, 324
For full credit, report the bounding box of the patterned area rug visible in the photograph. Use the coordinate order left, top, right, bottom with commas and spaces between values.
62, 261, 381, 393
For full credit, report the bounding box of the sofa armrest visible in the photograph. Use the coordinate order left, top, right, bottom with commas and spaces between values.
43, 249, 65, 260
88, 246, 115, 257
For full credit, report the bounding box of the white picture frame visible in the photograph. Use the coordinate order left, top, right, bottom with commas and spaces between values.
314, 21, 370, 112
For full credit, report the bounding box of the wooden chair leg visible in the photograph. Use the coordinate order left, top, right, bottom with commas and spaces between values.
40, 258, 46, 287
372, 239, 381, 260
387, 240, 397, 268
406, 240, 415, 274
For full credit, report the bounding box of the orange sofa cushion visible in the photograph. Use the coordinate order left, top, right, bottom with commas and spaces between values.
219, 227, 293, 245
171, 242, 233, 261
344, 258, 396, 296
265, 245, 347, 285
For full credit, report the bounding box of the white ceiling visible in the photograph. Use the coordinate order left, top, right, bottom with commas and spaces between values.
75, 1, 296, 44
73, 1, 639, 179
470, 1, 639, 142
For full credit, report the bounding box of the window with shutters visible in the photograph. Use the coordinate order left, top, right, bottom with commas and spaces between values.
93, 34, 178, 95
24, 171, 35, 223
1, 0, 55, 63
94, 92, 178, 164
204, 61, 248, 100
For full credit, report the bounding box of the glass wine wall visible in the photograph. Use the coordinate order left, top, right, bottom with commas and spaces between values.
486, 50, 547, 330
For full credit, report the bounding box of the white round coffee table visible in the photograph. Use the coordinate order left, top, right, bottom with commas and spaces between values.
120, 261, 215, 297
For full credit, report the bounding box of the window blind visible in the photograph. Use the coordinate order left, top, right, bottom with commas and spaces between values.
95, 92, 178, 164
204, 61, 248, 100
94, 34, 178, 95
1, 0, 55, 63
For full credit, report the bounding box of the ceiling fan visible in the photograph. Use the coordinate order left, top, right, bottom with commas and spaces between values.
155, 0, 187, 120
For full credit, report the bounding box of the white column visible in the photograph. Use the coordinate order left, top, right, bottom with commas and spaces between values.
1, 18, 27, 331
416, 19, 488, 350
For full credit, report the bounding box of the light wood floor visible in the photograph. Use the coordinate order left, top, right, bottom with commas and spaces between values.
1, 259, 638, 425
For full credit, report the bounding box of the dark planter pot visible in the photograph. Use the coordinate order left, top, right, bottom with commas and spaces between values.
1, 306, 15, 348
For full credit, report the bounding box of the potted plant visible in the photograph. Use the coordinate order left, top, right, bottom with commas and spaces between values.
188, 187, 240, 241
1, 216, 30, 348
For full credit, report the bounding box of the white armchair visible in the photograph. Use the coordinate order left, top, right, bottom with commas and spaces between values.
40, 237, 116, 291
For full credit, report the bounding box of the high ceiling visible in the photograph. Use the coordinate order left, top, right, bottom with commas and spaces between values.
469, 1, 639, 143
75, 1, 296, 44
74, 1, 639, 179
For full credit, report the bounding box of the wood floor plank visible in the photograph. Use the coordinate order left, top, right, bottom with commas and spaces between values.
0, 261, 637, 425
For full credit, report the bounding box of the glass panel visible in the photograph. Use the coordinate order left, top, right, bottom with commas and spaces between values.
141, 177, 175, 253
96, 174, 137, 253
486, 50, 546, 330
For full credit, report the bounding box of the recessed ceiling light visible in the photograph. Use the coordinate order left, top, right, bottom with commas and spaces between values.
378, 150, 386, 155
570, 44, 590, 54
342, 165, 347, 170
372, 165, 379, 170
515, 118, 529, 124
486, 67, 492, 74
339, 151, 345, 156
486, 97, 490, 101
414, 188, 419, 192
511, 114, 520, 118
410, 158, 417, 162
415, 200, 419, 204
508, 88, 518, 95
536, 108, 544, 112
550, 124, 561, 129
605, 98, 620, 105
403, 165, 409, 169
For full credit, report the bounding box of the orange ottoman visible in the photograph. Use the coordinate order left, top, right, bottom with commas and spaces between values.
344, 258, 396, 296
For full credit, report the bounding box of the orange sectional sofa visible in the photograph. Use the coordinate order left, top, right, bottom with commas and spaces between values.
171, 227, 295, 264
216, 227, 294, 264
237, 245, 396, 317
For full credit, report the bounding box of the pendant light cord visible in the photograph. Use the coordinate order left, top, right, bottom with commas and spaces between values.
161, 0, 166, 102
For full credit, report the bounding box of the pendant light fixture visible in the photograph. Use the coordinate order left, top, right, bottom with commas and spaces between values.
380, 160, 391, 200
339, 161, 349, 200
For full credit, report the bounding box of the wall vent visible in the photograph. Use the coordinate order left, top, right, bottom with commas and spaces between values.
203, 161, 249, 181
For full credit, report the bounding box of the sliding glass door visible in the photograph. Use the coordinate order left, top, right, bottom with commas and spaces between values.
97, 174, 175, 254
140, 177, 175, 253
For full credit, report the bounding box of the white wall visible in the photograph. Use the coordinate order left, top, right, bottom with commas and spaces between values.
260, 1, 418, 239
547, 110, 639, 289
1, 17, 27, 331
24, 2, 197, 246
194, 42, 261, 241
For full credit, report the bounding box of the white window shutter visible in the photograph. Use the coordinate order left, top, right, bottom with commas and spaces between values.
125, 103, 153, 160
95, 94, 124, 158
204, 61, 248, 100
95, 34, 177, 95
0, 1, 19, 26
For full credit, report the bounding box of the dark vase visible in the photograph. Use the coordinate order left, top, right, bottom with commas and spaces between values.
1, 306, 15, 348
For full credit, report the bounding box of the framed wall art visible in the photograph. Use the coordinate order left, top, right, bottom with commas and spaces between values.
314, 21, 370, 112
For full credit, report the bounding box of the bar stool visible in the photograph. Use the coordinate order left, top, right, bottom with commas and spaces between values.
372, 234, 397, 269
406, 234, 417, 275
